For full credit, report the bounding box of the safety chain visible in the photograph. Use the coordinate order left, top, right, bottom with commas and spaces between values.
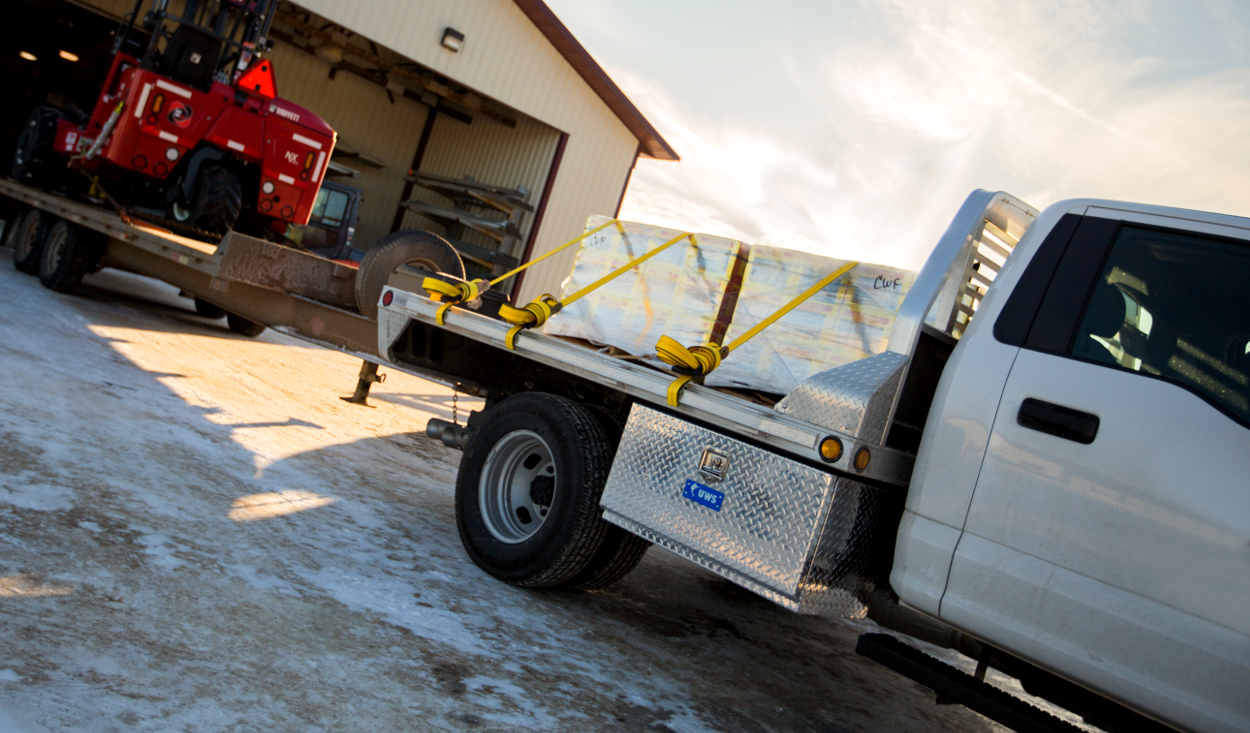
451, 388, 459, 426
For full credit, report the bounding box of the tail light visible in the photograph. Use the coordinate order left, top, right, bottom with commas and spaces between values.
145, 93, 165, 125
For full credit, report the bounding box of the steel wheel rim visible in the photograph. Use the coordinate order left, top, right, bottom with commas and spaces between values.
405, 256, 442, 274
41, 226, 66, 274
479, 430, 557, 544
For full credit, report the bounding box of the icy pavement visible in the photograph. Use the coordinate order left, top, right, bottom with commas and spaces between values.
0, 258, 1015, 732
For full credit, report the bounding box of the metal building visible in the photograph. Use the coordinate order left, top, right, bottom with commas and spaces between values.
45, 0, 678, 302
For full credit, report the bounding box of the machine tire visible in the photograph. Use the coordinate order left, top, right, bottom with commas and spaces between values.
354, 229, 464, 320
12, 107, 66, 185
226, 312, 266, 337
455, 393, 615, 588
194, 297, 227, 319
38, 219, 94, 294
172, 164, 242, 237
12, 208, 49, 274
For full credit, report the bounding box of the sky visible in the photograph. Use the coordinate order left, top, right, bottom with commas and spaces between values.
544, 0, 1250, 271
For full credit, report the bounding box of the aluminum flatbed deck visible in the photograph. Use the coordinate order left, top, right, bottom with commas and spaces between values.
378, 286, 916, 487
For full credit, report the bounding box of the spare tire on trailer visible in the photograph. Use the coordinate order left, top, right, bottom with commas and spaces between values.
354, 229, 464, 320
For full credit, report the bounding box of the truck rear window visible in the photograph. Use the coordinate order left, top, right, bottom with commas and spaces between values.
1071, 225, 1250, 426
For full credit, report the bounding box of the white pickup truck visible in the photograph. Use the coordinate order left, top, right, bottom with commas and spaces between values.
376, 191, 1249, 733
7, 175, 1242, 731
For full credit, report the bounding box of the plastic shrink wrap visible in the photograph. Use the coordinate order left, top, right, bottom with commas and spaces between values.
705, 246, 914, 395
541, 216, 746, 356
543, 217, 915, 397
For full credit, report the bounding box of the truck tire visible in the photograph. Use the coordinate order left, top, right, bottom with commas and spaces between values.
194, 297, 227, 319
12, 107, 66, 185
12, 208, 49, 274
170, 164, 241, 237
355, 229, 464, 320
38, 219, 95, 293
455, 393, 615, 588
562, 528, 651, 590
226, 312, 266, 337
560, 404, 650, 589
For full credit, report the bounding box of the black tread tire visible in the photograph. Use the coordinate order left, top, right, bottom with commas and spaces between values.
226, 312, 266, 337
12, 107, 66, 185
38, 219, 94, 294
12, 208, 49, 274
456, 393, 615, 588
559, 404, 650, 590
562, 528, 651, 590
174, 164, 242, 237
355, 229, 464, 320
194, 297, 227, 319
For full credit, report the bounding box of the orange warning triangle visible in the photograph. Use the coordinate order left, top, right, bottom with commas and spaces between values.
238, 59, 276, 98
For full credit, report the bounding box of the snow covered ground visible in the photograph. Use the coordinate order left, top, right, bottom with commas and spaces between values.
0, 254, 1026, 732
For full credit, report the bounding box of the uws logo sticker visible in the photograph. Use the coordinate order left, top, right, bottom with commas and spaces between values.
268, 104, 301, 123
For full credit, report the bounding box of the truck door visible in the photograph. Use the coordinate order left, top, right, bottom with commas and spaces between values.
941, 210, 1250, 733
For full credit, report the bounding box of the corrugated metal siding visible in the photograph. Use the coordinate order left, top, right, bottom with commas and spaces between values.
291, 0, 642, 304
264, 42, 430, 250
401, 112, 561, 273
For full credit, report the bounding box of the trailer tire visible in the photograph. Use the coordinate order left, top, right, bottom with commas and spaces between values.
171, 164, 241, 237
194, 297, 227, 319
226, 312, 266, 337
38, 219, 95, 294
12, 107, 66, 186
355, 229, 464, 320
12, 208, 49, 274
456, 393, 614, 588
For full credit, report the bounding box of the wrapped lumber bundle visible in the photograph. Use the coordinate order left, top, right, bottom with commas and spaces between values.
705, 246, 915, 395
542, 216, 747, 356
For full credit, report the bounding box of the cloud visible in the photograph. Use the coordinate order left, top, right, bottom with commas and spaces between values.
612, 0, 1250, 272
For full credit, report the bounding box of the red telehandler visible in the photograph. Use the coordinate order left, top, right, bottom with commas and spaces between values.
11, 0, 336, 242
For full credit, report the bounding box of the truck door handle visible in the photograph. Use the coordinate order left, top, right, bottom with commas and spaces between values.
1017, 398, 1099, 444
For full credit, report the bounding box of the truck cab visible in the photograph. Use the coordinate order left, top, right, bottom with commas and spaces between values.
284, 180, 363, 262
895, 200, 1250, 733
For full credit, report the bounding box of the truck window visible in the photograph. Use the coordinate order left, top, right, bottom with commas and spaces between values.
1069, 225, 1250, 426
309, 188, 349, 228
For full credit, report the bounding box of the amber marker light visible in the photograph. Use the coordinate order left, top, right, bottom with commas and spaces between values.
59, 50, 79, 62
819, 436, 843, 463
854, 447, 871, 472
19, 51, 36, 61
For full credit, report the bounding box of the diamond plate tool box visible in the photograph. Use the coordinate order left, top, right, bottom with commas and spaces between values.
600, 404, 904, 618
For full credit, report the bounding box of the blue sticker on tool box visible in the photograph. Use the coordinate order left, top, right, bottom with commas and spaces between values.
682, 479, 724, 511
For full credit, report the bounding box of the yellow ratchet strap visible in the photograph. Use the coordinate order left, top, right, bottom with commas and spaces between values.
657, 261, 859, 405
501, 294, 560, 349
424, 220, 621, 326
424, 277, 484, 325
498, 232, 698, 350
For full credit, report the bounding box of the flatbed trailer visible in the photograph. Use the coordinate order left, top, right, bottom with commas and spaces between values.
1, 176, 379, 360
